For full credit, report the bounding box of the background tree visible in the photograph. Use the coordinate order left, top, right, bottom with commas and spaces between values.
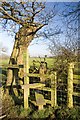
47, 2, 79, 81
49, 3, 79, 67
62, 2, 80, 62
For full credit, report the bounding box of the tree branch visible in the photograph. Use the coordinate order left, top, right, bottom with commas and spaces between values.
0, 7, 24, 25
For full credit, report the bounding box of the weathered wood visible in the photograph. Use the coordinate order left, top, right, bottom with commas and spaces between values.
6, 85, 21, 89
29, 99, 51, 106
37, 87, 52, 91
22, 49, 30, 109
38, 105, 43, 110
35, 92, 46, 105
73, 92, 80, 97
23, 48, 29, 97
31, 93, 52, 110
29, 100, 37, 106
27, 73, 40, 77
45, 99, 51, 104
8, 65, 19, 69
73, 80, 80, 84
0, 115, 6, 119
21, 83, 45, 89
67, 63, 74, 108
0, 64, 24, 68
35, 92, 46, 110
26, 73, 50, 78
24, 88, 29, 109
22, 83, 45, 109
23, 49, 29, 84
73, 74, 80, 80
51, 72, 57, 107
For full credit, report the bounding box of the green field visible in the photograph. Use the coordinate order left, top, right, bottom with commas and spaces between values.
0, 57, 56, 69
0, 58, 9, 65
29, 57, 56, 69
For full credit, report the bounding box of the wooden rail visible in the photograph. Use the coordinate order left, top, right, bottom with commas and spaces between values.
73, 80, 80, 84
21, 83, 45, 89
26, 73, 51, 78
73, 74, 80, 80
29, 99, 51, 106
73, 92, 80, 97
36, 87, 52, 91
0, 64, 24, 68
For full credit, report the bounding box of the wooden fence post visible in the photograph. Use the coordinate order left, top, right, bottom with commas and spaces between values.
23, 48, 29, 109
23, 88, 29, 109
51, 72, 57, 107
67, 62, 74, 108
24, 48, 29, 84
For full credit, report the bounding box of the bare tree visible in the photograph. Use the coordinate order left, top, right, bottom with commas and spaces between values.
0, 2, 57, 86
0, 2, 57, 64
62, 2, 80, 61
48, 2, 79, 79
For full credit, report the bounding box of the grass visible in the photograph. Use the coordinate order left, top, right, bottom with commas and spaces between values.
29, 57, 56, 69
0, 57, 56, 69
0, 58, 9, 65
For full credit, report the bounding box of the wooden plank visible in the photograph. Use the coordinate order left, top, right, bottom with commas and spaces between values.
73, 92, 80, 97
24, 88, 28, 109
30, 99, 51, 106
38, 105, 43, 110
8, 65, 18, 68
0, 115, 6, 119
27, 73, 40, 78
37, 87, 52, 91
6, 85, 21, 89
0, 64, 24, 69
45, 99, 51, 104
21, 83, 45, 89
29, 100, 37, 106
30, 93, 46, 110
8, 65, 19, 69
73, 80, 80, 84
35, 92, 46, 105
73, 74, 80, 80
26, 73, 50, 78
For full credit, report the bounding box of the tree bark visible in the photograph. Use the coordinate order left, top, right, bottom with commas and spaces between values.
7, 26, 36, 86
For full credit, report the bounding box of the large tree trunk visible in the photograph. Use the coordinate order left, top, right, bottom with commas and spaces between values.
7, 26, 36, 86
